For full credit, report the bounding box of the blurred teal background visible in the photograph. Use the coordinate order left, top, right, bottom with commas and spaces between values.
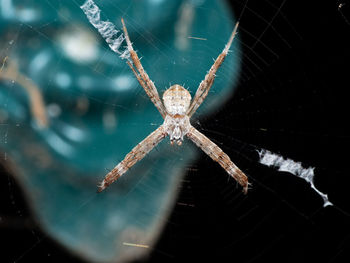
0, 0, 240, 262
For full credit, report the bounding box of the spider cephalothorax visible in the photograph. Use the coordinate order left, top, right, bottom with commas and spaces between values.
96, 18, 249, 194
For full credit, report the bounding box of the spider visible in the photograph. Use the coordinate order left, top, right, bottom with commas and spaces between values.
98, 19, 249, 194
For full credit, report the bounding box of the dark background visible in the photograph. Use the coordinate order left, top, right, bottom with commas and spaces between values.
1, 0, 350, 262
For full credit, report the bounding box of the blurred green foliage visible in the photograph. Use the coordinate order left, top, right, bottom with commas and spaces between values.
0, 0, 240, 261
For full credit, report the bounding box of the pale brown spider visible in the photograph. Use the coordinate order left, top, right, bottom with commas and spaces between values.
96, 19, 249, 194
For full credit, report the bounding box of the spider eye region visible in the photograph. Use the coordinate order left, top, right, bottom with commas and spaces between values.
163, 84, 191, 115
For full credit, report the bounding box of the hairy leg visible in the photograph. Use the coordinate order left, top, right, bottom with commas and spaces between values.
187, 22, 239, 117
98, 126, 167, 192
186, 125, 248, 193
121, 19, 167, 118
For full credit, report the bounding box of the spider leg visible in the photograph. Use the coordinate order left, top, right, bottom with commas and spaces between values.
186, 126, 249, 193
121, 18, 167, 118
98, 126, 167, 192
186, 22, 239, 118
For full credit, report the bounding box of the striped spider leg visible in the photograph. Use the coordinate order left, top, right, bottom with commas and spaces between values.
186, 22, 239, 118
98, 20, 248, 193
121, 18, 167, 119
98, 126, 167, 192
185, 21, 248, 193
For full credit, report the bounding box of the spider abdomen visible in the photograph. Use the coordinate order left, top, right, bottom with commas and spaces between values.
162, 84, 191, 115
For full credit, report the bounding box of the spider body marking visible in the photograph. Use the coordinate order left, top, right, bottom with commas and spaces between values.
163, 85, 191, 145
96, 19, 249, 194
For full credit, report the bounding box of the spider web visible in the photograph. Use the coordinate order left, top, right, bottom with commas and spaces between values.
1, 0, 350, 263
158, 1, 350, 262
